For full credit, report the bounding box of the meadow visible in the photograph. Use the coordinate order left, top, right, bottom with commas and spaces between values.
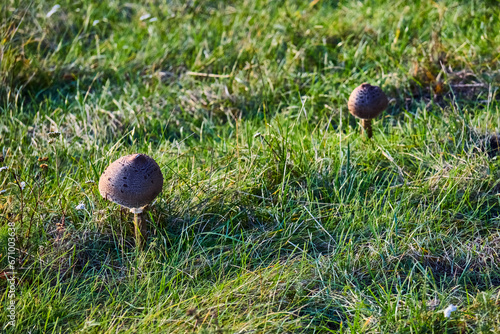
1, 0, 500, 332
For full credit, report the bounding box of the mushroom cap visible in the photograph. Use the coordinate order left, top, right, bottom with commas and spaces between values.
98, 154, 163, 209
348, 83, 388, 120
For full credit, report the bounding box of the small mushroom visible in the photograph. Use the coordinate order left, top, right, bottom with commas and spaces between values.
348, 83, 388, 139
99, 154, 163, 249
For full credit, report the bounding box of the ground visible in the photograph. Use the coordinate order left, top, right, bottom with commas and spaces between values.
1, 0, 500, 333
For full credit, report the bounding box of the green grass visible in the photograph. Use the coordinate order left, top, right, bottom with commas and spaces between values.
1, 0, 500, 332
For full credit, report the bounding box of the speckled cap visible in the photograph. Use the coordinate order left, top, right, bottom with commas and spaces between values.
348, 83, 388, 120
99, 154, 163, 209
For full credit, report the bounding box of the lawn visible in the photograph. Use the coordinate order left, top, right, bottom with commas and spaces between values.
1, 0, 500, 332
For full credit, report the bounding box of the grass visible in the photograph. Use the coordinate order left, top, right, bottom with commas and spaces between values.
1, 0, 500, 332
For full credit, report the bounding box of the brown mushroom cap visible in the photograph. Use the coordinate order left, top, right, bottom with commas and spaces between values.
348, 83, 388, 120
99, 154, 163, 209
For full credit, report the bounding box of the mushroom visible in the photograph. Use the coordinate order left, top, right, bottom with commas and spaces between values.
99, 154, 163, 249
347, 83, 388, 139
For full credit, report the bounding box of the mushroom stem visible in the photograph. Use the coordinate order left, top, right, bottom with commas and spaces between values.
131, 207, 146, 249
133, 213, 142, 249
361, 119, 373, 139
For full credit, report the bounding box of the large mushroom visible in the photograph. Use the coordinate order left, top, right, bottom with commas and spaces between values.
99, 154, 163, 249
348, 83, 388, 139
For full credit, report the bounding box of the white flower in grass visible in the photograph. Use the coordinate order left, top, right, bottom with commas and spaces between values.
443, 304, 457, 318
20, 182, 26, 190
92, 20, 100, 26
75, 202, 85, 210
0, 166, 8, 172
46, 4, 60, 18
0, 189, 6, 194
140, 13, 151, 21
149, 17, 157, 22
